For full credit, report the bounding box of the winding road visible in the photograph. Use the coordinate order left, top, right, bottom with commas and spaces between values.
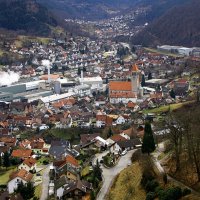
40, 164, 51, 200
94, 150, 136, 200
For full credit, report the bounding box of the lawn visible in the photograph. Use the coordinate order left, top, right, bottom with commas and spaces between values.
81, 166, 91, 177
0, 166, 17, 185
143, 101, 194, 114
106, 162, 146, 200
34, 184, 42, 199
144, 47, 182, 57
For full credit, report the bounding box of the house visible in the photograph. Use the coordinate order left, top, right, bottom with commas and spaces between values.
11, 149, 32, 160
29, 138, 51, 155
65, 155, 80, 169
18, 157, 37, 172
49, 140, 70, 160
8, 169, 33, 194
55, 176, 92, 200
115, 115, 126, 125
110, 138, 142, 154
53, 160, 79, 181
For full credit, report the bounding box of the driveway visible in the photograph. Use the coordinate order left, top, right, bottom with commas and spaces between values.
40, 164, 51, 200
96, 150, 136, 200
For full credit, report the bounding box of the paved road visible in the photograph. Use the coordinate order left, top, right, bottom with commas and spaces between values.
40, 164, 51, 200
96, 150, 136, 200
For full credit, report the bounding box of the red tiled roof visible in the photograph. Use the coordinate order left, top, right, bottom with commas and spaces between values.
40, 74, 60, 80
11, 149, 32, 158
109, 81, 132, 91
110, 134, 127, 142
23, 157, 36, 168
127, 101, 136, 108
65, 155, 79, 167
10, 169, 33, 182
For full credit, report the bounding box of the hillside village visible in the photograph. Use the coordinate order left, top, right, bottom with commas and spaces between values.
0, 8, 199, 199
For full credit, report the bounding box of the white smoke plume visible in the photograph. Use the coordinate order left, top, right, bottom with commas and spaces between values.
42, 60, 51, 68
0, 71, 20, 86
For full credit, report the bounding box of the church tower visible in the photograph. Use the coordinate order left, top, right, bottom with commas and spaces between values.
131, 64, 140, 96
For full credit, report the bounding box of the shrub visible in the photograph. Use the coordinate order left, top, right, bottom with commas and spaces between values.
182, 188, 191, 196
145, 180, 159, 192
43, 160, 49, 165
146, 192, 156, 200
141, 170, 155, 188
158, 186, 182, 200
131, 149, 141, 163
163, 173, 168, 184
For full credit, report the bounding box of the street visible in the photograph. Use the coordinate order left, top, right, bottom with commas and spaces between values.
40, 164, 51, 200
95, 150, 136, 200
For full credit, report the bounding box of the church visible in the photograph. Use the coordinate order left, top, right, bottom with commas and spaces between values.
109, 64, 143, 104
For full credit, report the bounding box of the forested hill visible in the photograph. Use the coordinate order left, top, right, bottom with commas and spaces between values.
131, 0, 200, 47
0, 0, 58, 36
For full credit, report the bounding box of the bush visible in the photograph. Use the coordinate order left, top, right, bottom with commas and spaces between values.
141, 170, 155, 188
146, 192, 156, 200
182, 188, 191, 196
163, 173, 168, 184
43, 160, 49, 165
145, 180, 159, 192
158, 186, 182, 200
131, 149, 141, 163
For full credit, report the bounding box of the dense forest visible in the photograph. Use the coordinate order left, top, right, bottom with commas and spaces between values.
131, 0, 200, 47
0, 0, 57, 36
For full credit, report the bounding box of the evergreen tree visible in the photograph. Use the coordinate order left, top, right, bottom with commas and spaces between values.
3, 151, 10, 168
15, 181, 35, 200
142, 122, 156, 155
107, 127, 113, 138
170, 89, 176, 99
77, 67, 81, 76
141, 74, 146, 87
148, 72, 152, 80
0, 155, 2, 168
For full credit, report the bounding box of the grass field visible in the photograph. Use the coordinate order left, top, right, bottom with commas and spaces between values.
0, 166, 17, 185
144, 47, 182, 57
143, 101, 194, 114
106, 162, 146, 200
34, 184, 42, 199
14, 35, 52, 48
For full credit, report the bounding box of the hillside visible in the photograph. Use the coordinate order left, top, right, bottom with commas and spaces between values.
0, 0, 58, 36
131, 0, 200, 47
38, 0, 139, 20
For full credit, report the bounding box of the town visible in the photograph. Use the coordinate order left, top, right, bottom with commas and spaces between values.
0, 7, 200, 200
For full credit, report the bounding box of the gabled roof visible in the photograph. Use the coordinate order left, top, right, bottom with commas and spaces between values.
11, 149, 32, 158
10, 169, 33, 182
117, 138, 141, 149
23, 157, 36, 168
109, 81, 132, 91
110, 134, 127, 142
65, 155, 79, 167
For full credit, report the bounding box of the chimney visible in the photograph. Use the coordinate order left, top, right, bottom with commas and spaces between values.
48, 66, 51, 83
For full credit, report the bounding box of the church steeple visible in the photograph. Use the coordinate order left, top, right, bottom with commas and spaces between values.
131, 64, 140, 96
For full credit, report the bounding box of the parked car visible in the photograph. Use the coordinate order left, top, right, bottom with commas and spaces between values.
121, 149, 127, 156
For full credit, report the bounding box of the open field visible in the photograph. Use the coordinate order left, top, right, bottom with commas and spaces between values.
0, 166, 17, 185
144, 47, 182, 57
143, 101, 194, 114
14, 35, 52, 48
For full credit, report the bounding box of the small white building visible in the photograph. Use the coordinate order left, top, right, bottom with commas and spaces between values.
8, 169, 33, 194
